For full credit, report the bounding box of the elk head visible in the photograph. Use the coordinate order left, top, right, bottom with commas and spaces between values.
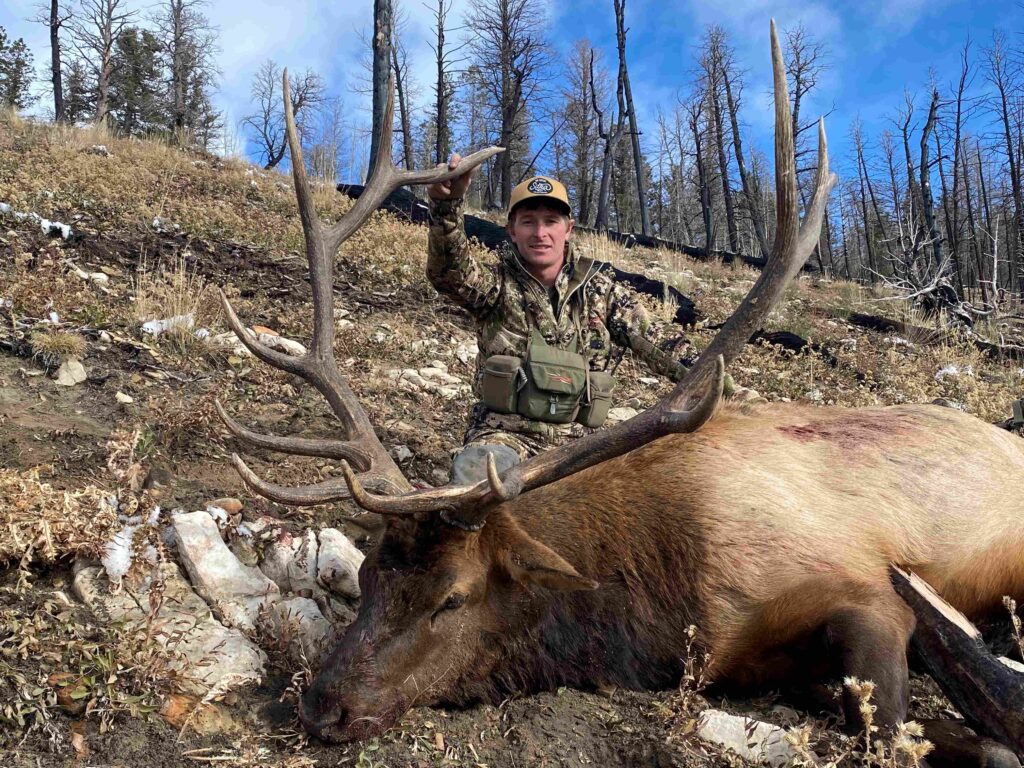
216, 21, 836, 743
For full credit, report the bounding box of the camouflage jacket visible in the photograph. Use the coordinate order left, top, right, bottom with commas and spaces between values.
427, 197, 693, 443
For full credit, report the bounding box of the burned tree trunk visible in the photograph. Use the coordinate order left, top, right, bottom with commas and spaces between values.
919, 88, 944, 272
613, 0, 650, 237
891, 566, 1024, 756
368, 0, 393, 173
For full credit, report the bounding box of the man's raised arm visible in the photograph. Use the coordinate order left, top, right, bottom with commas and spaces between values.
426, 154, 503, 316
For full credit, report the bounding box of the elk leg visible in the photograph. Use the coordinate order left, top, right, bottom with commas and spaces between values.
826, 600, 915, 733
918, 719, 1021, 768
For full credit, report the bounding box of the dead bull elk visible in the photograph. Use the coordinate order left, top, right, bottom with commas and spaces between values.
215, 22, 1024, 758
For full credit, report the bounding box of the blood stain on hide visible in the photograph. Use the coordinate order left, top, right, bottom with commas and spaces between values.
777, 414, 915, 450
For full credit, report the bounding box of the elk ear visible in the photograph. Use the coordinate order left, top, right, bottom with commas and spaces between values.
496, 518, 598, 592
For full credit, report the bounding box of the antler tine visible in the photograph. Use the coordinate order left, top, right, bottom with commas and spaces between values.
215, 400, 373, 469
231, 454, 404, 506
664, 19, 835, 409
322, 76, 503, 255
338, 460, 493, 515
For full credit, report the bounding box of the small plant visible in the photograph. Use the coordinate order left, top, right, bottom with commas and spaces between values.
133, 252, 218, 357
1004, 596, 1024, 659
29, 327, 88, 367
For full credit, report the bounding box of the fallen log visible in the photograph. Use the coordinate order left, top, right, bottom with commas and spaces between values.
841, 311, 1024, 361
890, 566, 1024, 756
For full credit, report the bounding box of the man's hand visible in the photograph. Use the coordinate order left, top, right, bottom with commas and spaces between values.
427, 153, 478, 201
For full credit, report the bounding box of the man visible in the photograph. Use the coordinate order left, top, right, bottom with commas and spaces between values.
426, 155, 748, 484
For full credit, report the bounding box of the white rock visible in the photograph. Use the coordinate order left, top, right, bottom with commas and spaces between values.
607, 406, 639, 424
172, 511, 280, 631
115, 391, 134, 404
317, 529, 364, 599
639, 376, 660, 386
73, 562, 265, 696
55, 357, 87, 386
392, 444, 414, 463
697, 710, 809, 767
255, 331, 306, 357
141, 313, 195, 337
454, 340, 478, 364
259, 532, 295, 592
264, 597, 333, 663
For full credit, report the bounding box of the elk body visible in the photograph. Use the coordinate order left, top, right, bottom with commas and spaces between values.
297, 402, 1024, 742
214, 21, 1023, 761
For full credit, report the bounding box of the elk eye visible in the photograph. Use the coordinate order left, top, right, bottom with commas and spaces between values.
441, 593, 466, 612
431, 592, 467, 624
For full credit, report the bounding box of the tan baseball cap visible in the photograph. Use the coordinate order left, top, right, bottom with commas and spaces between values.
507, 176, 571, 219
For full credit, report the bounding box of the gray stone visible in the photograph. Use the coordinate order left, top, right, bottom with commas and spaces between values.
72, 562, 265, 696
317, 529, 364, 599
171, 511, 280, 631
697, 709, 811, 767
55, 358, 87, 386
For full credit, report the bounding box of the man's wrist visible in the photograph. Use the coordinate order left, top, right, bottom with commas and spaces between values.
428, 196, 464, 224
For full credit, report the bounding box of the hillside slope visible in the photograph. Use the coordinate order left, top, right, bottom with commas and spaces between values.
1, 114, 1022, 767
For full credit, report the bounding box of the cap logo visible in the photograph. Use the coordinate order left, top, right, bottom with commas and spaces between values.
527, 178, 554, 194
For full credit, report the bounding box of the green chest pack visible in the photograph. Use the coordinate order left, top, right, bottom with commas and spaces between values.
481, 301, 614, 428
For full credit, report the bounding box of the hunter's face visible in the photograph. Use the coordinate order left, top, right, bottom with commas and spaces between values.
507, 205, 574, 275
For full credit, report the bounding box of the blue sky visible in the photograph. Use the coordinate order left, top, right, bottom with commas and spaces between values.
1, 0, 1020, 181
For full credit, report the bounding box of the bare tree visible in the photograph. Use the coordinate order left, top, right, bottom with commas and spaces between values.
918, 87, 943, 271
150, 0, 218, 138
467, 0, 553, 209
613, 0, 650, 236
561, 41, 601, 224
590, 48, 624, 231
32, 0, 74, 121
985, 31, 1024, 291
428, 0, 467, 165
306, 96, 345, 183
685, 95, 715, 251
715, 26, 769, 258
242, 60, 325, 170
390, 6, 414, 170
68, 0, 136, 123
701, 27, 739, 253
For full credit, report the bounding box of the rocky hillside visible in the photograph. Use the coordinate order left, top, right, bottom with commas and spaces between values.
1, 112, 1023, 768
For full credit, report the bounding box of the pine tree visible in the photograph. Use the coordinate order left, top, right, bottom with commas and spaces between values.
0, 27, 36, 109
61, 56, 93, 122
108, 27, 165, 136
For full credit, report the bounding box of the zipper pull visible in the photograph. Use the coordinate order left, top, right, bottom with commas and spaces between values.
549, 398, 557, 416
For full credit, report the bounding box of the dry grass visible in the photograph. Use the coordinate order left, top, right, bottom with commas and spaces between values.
29, 328, 88, 367
0, 468, 117, 573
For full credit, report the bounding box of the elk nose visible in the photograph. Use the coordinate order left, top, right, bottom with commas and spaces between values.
297, 694, 345, 743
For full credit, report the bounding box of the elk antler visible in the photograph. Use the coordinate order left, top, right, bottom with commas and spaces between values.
336, 19, 839, 530
216, 73, 503, 507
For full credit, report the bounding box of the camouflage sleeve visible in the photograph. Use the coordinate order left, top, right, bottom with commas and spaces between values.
426, 197, 503, 316
605, 280, 693, 382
